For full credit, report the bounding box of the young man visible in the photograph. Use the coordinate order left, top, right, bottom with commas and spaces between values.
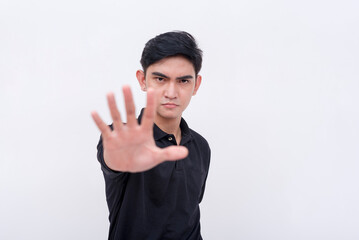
92, 31, 211, 240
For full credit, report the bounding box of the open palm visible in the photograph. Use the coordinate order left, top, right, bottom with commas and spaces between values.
91, 86, 188, 172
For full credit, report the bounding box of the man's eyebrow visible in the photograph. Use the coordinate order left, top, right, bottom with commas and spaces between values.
151, 72, 194, 80
151, 72, 169, 78
176, 75, 193, 80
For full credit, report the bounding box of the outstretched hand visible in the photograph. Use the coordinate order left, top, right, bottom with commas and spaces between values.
91, 86, 188, 173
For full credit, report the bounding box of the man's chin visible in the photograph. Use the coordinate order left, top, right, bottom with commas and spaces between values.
157, 109, 182, 120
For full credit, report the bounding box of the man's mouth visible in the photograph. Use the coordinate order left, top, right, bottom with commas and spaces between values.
162, 103, 179, 108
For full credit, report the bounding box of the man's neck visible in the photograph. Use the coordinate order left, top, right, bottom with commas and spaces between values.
154, 115, 182, 145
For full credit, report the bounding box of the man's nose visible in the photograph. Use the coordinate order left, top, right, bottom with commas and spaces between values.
164, 81, 177, 99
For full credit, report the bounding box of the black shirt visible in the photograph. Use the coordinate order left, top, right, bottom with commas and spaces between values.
97, 110, 211, 240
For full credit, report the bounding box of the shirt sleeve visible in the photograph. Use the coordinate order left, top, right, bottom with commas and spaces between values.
96, 134, 125, 179
199, 145, 211, 203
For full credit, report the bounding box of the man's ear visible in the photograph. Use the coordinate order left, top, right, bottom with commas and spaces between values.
192, 75, 202, 96
136, 70, 147, 91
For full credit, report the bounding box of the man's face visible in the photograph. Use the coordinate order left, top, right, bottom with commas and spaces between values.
137, 55, 201, 123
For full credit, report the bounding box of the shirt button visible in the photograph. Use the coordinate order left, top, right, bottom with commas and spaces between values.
168, 137, 173, 141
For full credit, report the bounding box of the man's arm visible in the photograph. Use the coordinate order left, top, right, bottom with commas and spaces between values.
199, 145, 211, 203
91, 85, 188, 173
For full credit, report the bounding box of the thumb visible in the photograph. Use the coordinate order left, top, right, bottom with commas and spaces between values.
158, 146, 189, 162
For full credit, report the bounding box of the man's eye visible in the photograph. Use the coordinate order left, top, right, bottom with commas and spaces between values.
156, 77, 164, 81
180, 79, 189, 83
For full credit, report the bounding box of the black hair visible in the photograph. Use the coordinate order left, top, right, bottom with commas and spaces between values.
140, 31, 203, 76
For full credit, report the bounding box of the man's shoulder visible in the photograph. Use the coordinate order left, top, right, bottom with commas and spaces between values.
189, 128, 210, 150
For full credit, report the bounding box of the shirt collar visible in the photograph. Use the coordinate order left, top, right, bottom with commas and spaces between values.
138, 108, 192, 143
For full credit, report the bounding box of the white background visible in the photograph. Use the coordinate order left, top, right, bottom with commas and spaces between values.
1, 0, 358, 239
